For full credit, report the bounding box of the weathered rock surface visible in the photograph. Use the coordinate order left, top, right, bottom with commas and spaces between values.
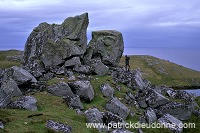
105, 97, 130, 119
145, 108, 157, 124
46, 120, 72, 133
8, 96, 37, 111
23, 13, 89, 72
5, 66, 37, 85
63, 95, 84, 110
65, 57, 81, 67
112, 68, 149, 90
158, 114, 183, 133
85, 108, 104, 123
0, 121, 4, 129
103, 111, 124, 124
86, 59, 109, 76
84, 30, 124, 67
100, 83, 114, 98
47, 82, 74, 97
68, 80, 94, 101
1, 78, 22, 97
111, 129, 134, 133
157, 102, 193, 120
74, 65, 93, 75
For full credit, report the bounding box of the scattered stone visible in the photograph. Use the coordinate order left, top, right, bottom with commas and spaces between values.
105, 97, 130, 119
1, 78, 22, 97
55, 66, 65, 75
85, 108, 104, 123
46, 120, 72, 133
86, 59, 109, 76
68, 80, 94, 101
100, 83, 114, 98
0, 121, 4, 129
75, 109, 83, 115
74, 65, 93, 74
47, 82, 74, 97
157, 102, 193, 120
65, 57, 81, 67
103, 111, 124, 124
158, 114, 183, 133
111, 129, 134, 133
8, 96, 37, 111
137, 128, 144, 133
193, 109, 200, 118
145, 108, 157, 124
39, 72, 54, 81
5, 66, 37, 85
63, 95, 84, 110
130, 111, 135, 117
85, 30, 124, 67
65, 70, 76, 81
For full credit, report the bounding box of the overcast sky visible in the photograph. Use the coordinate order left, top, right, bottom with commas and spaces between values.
0, 0, 200, 50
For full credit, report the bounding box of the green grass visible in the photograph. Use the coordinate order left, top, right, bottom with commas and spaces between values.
120, 55, 200, 87
0, 50, 22, 69
1, 50, 200, 133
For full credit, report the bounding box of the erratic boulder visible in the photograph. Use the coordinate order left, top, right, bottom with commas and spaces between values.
63, 95, 84, 110
84, 30, 124, 67
100, 83, 114, 98
8, 96, 37, 111
105, 97, 130, 119
47, 82, 74, 97
5, 66, 37, 85
68, 80, 94, 101
46, 120, 72, 133
23, 13, 89, 72
85, 108, 104, 123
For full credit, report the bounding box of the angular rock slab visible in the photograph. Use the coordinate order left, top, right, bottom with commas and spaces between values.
85, 108, 104, 123
23, 13, 89, 70
47, 82, 74, 97
105, 97, 130, 119
63, 95, 84, 110
46, 120, 72, 133
100, 83, 114, 98
157, 102, 193, 120
5, 66, 37, 85
145, 108, 157, 124
9, 96, 37, 111
68, 80, 94, 101
85, 30, 124, 67
158, 114, 183, 133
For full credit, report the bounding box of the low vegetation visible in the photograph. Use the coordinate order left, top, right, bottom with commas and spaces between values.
0, 50, 200, 133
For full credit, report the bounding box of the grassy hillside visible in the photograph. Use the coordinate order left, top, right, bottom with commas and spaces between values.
120, 55, 200, 87
0, 50, 22, 69
0, 50, 200, 133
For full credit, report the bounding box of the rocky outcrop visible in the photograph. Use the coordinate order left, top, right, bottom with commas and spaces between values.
158, 114, 183, 133
105, 97, 130, 119
100, 83, 114, 98
47, 82, 74, 97
23, 13, 89, 74
68, 80, 94, 101
8, 96, 37, 111
46, 120, 72, 133
84, 30, 124, 67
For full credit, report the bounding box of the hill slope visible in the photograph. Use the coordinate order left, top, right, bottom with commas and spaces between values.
120, 55, 200, 87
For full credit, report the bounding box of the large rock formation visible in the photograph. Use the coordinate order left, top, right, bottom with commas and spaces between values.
23, 13, 89, 75
84, 30, 124, 67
